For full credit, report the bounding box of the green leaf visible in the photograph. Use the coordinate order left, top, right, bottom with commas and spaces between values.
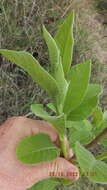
63, 61, 91, 114
75, 142, 95, 171
43, 27, 68, 112
31, 104, 66, 136
43, 25, 60, 75
65, 121, 73, 128
55, 11, 74, 75
70, 129, 93, 146
50, 114, 66, 137
28, 178, 59, 190
69, 121, 93, 146
89, 160, 107, 184
103, 110, 107, 121
68, 84, 102, 121
93, 121, 107, 136
83, 119, 93, 130
92, 107, 103, 126
0, 49, 59, 102
16, 134, 60, 165
66, 119, 92, 130
47, 103, 57, 113
96, 152, 107, 160
100, 135, 107, 147
31, 104, 50, 119
53, 57, 68, 112
60, 179, 74, 185
75, 142, 107, 184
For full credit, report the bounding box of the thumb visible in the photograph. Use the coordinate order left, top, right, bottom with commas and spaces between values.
26, 158, 79, 187
38, 157, 79, 181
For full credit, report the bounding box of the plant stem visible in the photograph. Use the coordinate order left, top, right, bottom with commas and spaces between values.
85, 128, 107, 149
60, 135, 72, 160
60, 136, 68, 159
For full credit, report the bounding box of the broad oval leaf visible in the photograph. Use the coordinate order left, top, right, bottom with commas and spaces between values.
75, 142, 95, 171
16, 134, 60, 165
69, 121, 93, 146
64, 61, 91, 114
55, 11, 74, 75
68, 84, 102, 121
75, 142, 107, 184
28, 178, 60, 190
89, 160, 107, 184
31, 104, 67, 158
0, 49, 59, 102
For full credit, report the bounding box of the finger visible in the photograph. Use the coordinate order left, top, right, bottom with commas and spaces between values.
23, 157, 79, 189
25, 118, 59, 144
1, 117, 59, 146
0, 117, 17, 138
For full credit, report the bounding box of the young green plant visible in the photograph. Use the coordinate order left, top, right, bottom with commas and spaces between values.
0, 11, 107, 189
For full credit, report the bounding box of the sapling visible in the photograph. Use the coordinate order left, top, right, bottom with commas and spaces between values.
0, 11, 107, 189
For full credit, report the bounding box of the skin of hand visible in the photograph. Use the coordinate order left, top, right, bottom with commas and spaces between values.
0, 117, 79, 190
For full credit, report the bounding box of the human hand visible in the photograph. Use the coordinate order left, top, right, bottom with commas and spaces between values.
0, 117, 79, 190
